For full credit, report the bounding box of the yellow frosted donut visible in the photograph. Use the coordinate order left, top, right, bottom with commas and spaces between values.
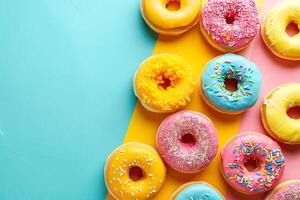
140, 0, 201, 35
104, 142, 166, 200
134, 53, 195, 113
261, 0, 300, 60
261, 83, 300, 144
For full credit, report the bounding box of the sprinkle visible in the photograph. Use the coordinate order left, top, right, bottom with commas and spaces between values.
202, 0, 259, 49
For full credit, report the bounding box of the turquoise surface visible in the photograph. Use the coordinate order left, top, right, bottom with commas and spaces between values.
201, 53, 262, 112
175, 183, 224, 200
0, 0, 156, 199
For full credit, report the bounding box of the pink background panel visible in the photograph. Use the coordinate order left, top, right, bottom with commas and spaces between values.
226, 0, 300, 199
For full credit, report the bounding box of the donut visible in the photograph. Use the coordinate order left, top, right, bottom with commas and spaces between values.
169, 181, 224, 200
134, 53, 195, 113
140, 0, 201, 35
261, 83, 300, 144
104, 142, 166, 200
265, 180, 300, 200
200, 53, 262, 114
261, 0, 300, 60
200, 0, 260, 52
156, 110, 218, 173
220, 132, 285, 194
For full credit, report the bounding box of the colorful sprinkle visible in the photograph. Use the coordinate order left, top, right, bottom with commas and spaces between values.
221, 133, 285, 194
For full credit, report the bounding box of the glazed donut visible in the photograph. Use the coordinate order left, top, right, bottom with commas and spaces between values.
104, 142, 166, 200
265, 180, 300, 200
220, 132, 285, 194
169, 181, 224, 200
261, 0, 300, 60
261, 83, 300, 144
200, 53, 262, 114
140, 0, 201, 35
156, 110, 218, 173
134, 53, 195, 113
201, 0, 260, 52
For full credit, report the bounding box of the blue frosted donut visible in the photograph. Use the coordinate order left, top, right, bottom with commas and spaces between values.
170, 182, 224, 200
200, 53, 262, 114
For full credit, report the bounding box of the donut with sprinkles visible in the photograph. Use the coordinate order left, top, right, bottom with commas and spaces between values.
201, 0, 260, 52
266, 180, 300, 200
200, 53, 262, 114
220, 132, 285, 194
156, 110, 218, 173
105, 142, 166, 199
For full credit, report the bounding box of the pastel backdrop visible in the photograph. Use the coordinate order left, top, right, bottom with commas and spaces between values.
0, 0, 155, 199
0, 0, 299, 200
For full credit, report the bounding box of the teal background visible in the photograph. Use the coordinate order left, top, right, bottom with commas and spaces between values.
0, 0, 156, 199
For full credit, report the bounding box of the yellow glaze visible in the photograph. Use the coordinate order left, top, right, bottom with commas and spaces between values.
105, 142, 166, 200
262, 0, 300, 60
261, 83, 300, 144
141, 0, 201, 35
134, 53, 195, 113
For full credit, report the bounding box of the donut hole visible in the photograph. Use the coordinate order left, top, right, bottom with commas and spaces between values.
158, 76, 172, 89
224, 77, 238, 92
287, 106, 300, 119
225, 12, 236, 24
155, 71, 179, 90
180, 133, 196, 146
244, 158, 259, 172
166, 0, 181, 11
286, 21, 299, 37
129, 166, 144, 181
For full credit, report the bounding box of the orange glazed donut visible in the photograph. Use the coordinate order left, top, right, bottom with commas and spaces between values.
105, 142, 166, 199
134, 53, 195, 113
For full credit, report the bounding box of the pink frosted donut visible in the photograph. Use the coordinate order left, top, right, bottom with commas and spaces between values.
156, 110, 218, 173
201, 0, 260, 52
266, 180, 300, 200
220, 132, 285, 194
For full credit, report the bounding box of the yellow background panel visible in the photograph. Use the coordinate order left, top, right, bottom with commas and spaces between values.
107, 0, 263, 198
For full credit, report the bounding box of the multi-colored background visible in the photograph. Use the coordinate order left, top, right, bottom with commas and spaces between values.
0, 0, 299, 199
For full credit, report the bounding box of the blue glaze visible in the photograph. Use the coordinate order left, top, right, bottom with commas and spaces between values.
201, 53, 262, 112
175, 183, 224, 200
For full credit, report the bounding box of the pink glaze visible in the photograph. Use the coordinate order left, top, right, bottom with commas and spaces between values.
202, 0, 260, 51
156, 110, 218, 173
220, 133, 285, 194
268, 181, 300, 200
